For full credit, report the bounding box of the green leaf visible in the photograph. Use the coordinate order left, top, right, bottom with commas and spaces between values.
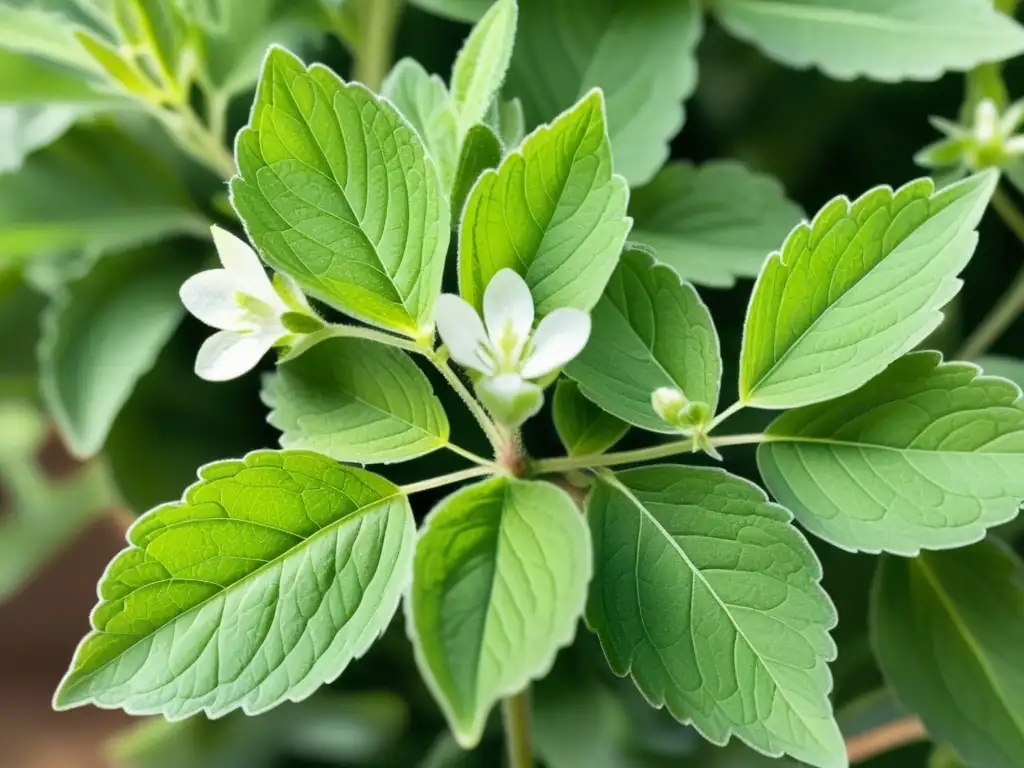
0, 49, 114, 104
55, 450, 415, 718
0, 5, 102, 74
450, 122, 501, 223
552, 379, 628, 456
407, 476, 591, 747
450, 0, 516, 134
410, 0, 492, 22
586, 466, 844, 768
381, 57, 460, 189
231, 47, 450, 339
263, 336, 450, 464
739, 170, 996, 409
0, 104, 81, 173
458, 89, 630, 316
714, 0, 1024, 82
565, 248, 721, 432
485, 95, 525, 150
629, 161, 804, 288
113, 0, 192, 93
872, 540, 1024, 768
39, 245, 200, 458
506, 0, 702, 186
759, 352, 1024, 554
0, 126, 205, 258
0, 400, 120, 602
75, 30, 165, 99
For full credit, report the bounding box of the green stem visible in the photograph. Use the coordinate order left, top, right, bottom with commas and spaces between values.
353, 0, 401, 91
502, 689, 533, 768
430, 355, 503, 455
956, 186, 1024, 359
531, 433, 766, 475
280, 323, 422, 362
708, 400, 744, 432
401, 465, 494, 495
445, 442, 496, 467
153, 100, 236, 180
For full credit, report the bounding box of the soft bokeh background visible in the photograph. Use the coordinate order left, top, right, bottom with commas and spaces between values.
2, 3, 1021, 767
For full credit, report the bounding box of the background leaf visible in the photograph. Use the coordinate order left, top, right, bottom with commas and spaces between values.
565, 248, 721, 432
449, 0, 516, 134
55, 451, 415, 719
506, 0, 701, 186
407, 476, 592, 747
459, 89, 630, 315
740, 171, 996, 409
552, 379, 628, 457
264, 336, 450, 464
872, 539, 1024, 768
409, 0, 492, 22
450, 123, 501, 223
39, 244, 202, 457
760, 352, 1024, 554
629, 161, 803, 288
714, 0, 1024, 82
232, 47, 450, 338
586, 466, 844, 768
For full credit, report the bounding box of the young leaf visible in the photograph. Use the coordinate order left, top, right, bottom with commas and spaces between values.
231, 47, 451, 339
565, 248, 721, 432
629, 161, 803, 288
40, 245, 201, 458
872, 540, 1024, 768
410, 0, 492, 22
0, 5, 102, 74
459, 89, 630, 316
263, 336, 450, 464
552, 379, 629, 457
506, 0, 701, 186
450, 0, 517, 134
714, 0, 1024, 82
449, 123, 501, 223
0, 126, 205, 258
587, 466, 844, 768
407, 476, 592, 748
740, 171, 997, 409
0, 401, 120, 602
759, 352, 1024, 555
54, 451, 415, 718
381, 58, 460, 189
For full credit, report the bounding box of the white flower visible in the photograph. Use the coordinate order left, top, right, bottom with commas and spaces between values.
180, 226, 314, 381
435, 269, 591, 427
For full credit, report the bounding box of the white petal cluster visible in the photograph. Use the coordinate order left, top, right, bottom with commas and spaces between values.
435, 269, 590, 427
180, 226, 315, 381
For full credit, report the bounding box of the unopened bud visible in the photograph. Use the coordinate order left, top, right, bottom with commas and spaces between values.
651, 387, 711, 431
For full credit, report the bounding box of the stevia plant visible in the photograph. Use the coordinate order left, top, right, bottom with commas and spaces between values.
4, 0, 1024, 767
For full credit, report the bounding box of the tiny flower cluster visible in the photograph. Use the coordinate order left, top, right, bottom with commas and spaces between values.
917, 97, 1024, 176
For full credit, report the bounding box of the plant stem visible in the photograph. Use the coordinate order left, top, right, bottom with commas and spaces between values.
531, 433, 766, 475
401, 465, 493, 495
502, 689, 533, 768
152, 100, 236, 180
353, 0, 401, 91
445, 442, 496, 467
957, 187, 1024, 359
846, 716, 927, 764
708, 400, 744, 432
430, 355, 503, 455
280, 323, 422, 362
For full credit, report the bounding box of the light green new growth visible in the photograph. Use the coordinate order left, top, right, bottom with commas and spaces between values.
586, 467, 845, 768
264, 337, 450, 465
715, 0, 1024, 82
54, 451, 415, 719
459, 88, 631, 317
407, 476, 592, 748
740, 170, 996, 409
450, 0, 517, 135
760, 351, 1024, 555
566, 248, 721, 432
552, 379, 629, 457
873, 540, 1024, 768
231, 47, 450, 339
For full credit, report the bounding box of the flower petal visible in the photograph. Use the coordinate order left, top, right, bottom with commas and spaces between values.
974, 99, 999, 143
521, 308, 591, 379
210, 225, 280, 308
435, 294, 495, 375
483, 268, 534, 365
180, 269, 247, 330
194, 328, 280, 381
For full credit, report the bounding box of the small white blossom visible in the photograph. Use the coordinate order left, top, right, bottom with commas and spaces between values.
180, 226, 314, 381
435, 269, 591, 427
919, 97, 1024, 173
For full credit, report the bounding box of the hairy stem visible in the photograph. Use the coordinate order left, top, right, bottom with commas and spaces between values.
444, 442, 496, 467
846, 716, 927, 764
502, 689, 534, 768
401, 465, 494, 495
531, 433, 766, 475
430, 356, 504, 455
708, 400, 744, 432
154, 100, 236, 181
957, 188, 1024, 359
353, 0, 401, 91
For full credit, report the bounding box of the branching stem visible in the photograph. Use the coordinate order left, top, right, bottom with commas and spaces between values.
401, 465, 494, 495
430, 355, 504, 456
